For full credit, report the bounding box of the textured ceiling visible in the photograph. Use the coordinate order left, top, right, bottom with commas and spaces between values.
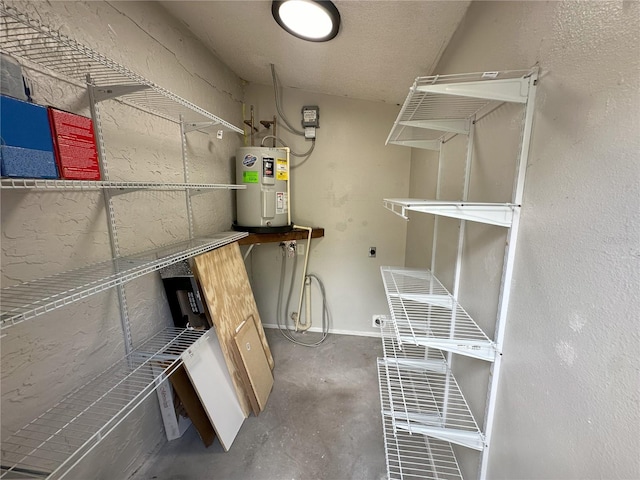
160, 1, 471, 105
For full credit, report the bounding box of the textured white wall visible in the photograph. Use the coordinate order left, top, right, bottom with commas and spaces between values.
242, 84, 410, 336
1, 1, 244, 477
406, 1, 640, 478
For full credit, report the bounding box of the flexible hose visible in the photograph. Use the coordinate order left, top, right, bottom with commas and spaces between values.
276, 249, 329, 347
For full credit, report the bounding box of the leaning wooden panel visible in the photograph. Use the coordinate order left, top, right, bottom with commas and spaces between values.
234, 317, 274, 413
192, 242, 274, 417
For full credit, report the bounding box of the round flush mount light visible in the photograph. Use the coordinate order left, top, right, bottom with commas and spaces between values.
272, 0, 341, 42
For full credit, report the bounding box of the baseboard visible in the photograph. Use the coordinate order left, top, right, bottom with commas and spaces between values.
262, 323, 381, 339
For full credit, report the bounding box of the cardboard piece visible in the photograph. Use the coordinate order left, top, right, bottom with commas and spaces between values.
192, 242, 274, 417
0, 94, 58, 178
181, 329, 245, 451
233, 316, 274, 414
169, 365, 216, 447
152, 364, 192, 441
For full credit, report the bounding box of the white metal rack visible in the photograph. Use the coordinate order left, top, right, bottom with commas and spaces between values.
0, 178, 246, 192
0, 327, 206, 480
0, 232, 247, 330
1, 3, 246, 478
378, 69, 538, 479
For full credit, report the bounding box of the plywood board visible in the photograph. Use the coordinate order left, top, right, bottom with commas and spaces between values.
234, 317, 274, 413
192, 242, 274, 417
168, 365, 215, 447
181, 329, 245, 451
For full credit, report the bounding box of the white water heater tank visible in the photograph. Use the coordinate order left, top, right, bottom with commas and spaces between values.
234, 146, 291, 233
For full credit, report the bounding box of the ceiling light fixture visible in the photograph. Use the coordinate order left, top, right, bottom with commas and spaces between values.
272, 0, 341, 42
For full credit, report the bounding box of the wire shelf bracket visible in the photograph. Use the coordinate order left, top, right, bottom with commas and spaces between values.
389, 139, 442, 151
399, 119, 470, 135
391, 421, 485, 451
416, 77, 530, 104
92, 84, 151, 103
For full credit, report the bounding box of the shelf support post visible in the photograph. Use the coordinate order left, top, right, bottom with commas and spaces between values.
180, 116, 195, 240
479, 69, 539, 480
87, 73, 133, 356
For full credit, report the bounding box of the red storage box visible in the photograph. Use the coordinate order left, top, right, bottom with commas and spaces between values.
48, 108, 101, 180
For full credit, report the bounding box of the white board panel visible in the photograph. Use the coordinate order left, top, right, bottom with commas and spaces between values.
182, 329, 245, 451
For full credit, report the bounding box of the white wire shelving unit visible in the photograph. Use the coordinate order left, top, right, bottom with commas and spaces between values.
378, 69, 538, 479
381, 267, 495, 362
0, 231, 247, 330
0, 2, 249, 478
0, 179, 246, 192
0, 327, 206, 480
0, 2, 243, 133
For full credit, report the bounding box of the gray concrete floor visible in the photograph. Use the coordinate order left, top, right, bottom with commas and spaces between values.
133, 329, 386, 480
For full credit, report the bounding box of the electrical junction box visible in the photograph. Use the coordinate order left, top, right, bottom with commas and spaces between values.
301, 105, 319, 127
302, 105, 319, 140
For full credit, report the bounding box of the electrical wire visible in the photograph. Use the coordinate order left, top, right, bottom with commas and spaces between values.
276, 248, 329, 347
260, 135, 315, 168
271, 63, 305, 136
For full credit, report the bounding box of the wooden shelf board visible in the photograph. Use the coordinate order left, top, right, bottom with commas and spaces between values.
237, 228, 324, 245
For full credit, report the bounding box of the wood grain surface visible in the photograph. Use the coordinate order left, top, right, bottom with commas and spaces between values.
192, 242, 274, 417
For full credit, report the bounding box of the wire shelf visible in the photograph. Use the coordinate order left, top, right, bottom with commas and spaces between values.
380, 414, 463, 480
0, 179, 246, 191
381, 267, 496, 362
0, 232, 247, 330
0, 2, 243, 132
383, 199, 516, 228
380, 320, 448, 372
378, 357, 465, 480
386, 69, 535, 149
377, 356, 484, 452
0, 327, 205, 480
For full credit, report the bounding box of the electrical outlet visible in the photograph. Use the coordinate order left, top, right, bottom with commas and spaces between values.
369, 246, 376, 258
372, 315, 385, 328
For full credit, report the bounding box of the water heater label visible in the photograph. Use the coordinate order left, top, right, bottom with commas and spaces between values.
263, 157, 274, 178
276, 158, 288, 180
242, 154, 257, 168
276, 192, 288, 214
243, 171, 258, 183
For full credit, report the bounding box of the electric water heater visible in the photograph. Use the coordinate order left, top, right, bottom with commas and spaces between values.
234, 146, 292, 233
